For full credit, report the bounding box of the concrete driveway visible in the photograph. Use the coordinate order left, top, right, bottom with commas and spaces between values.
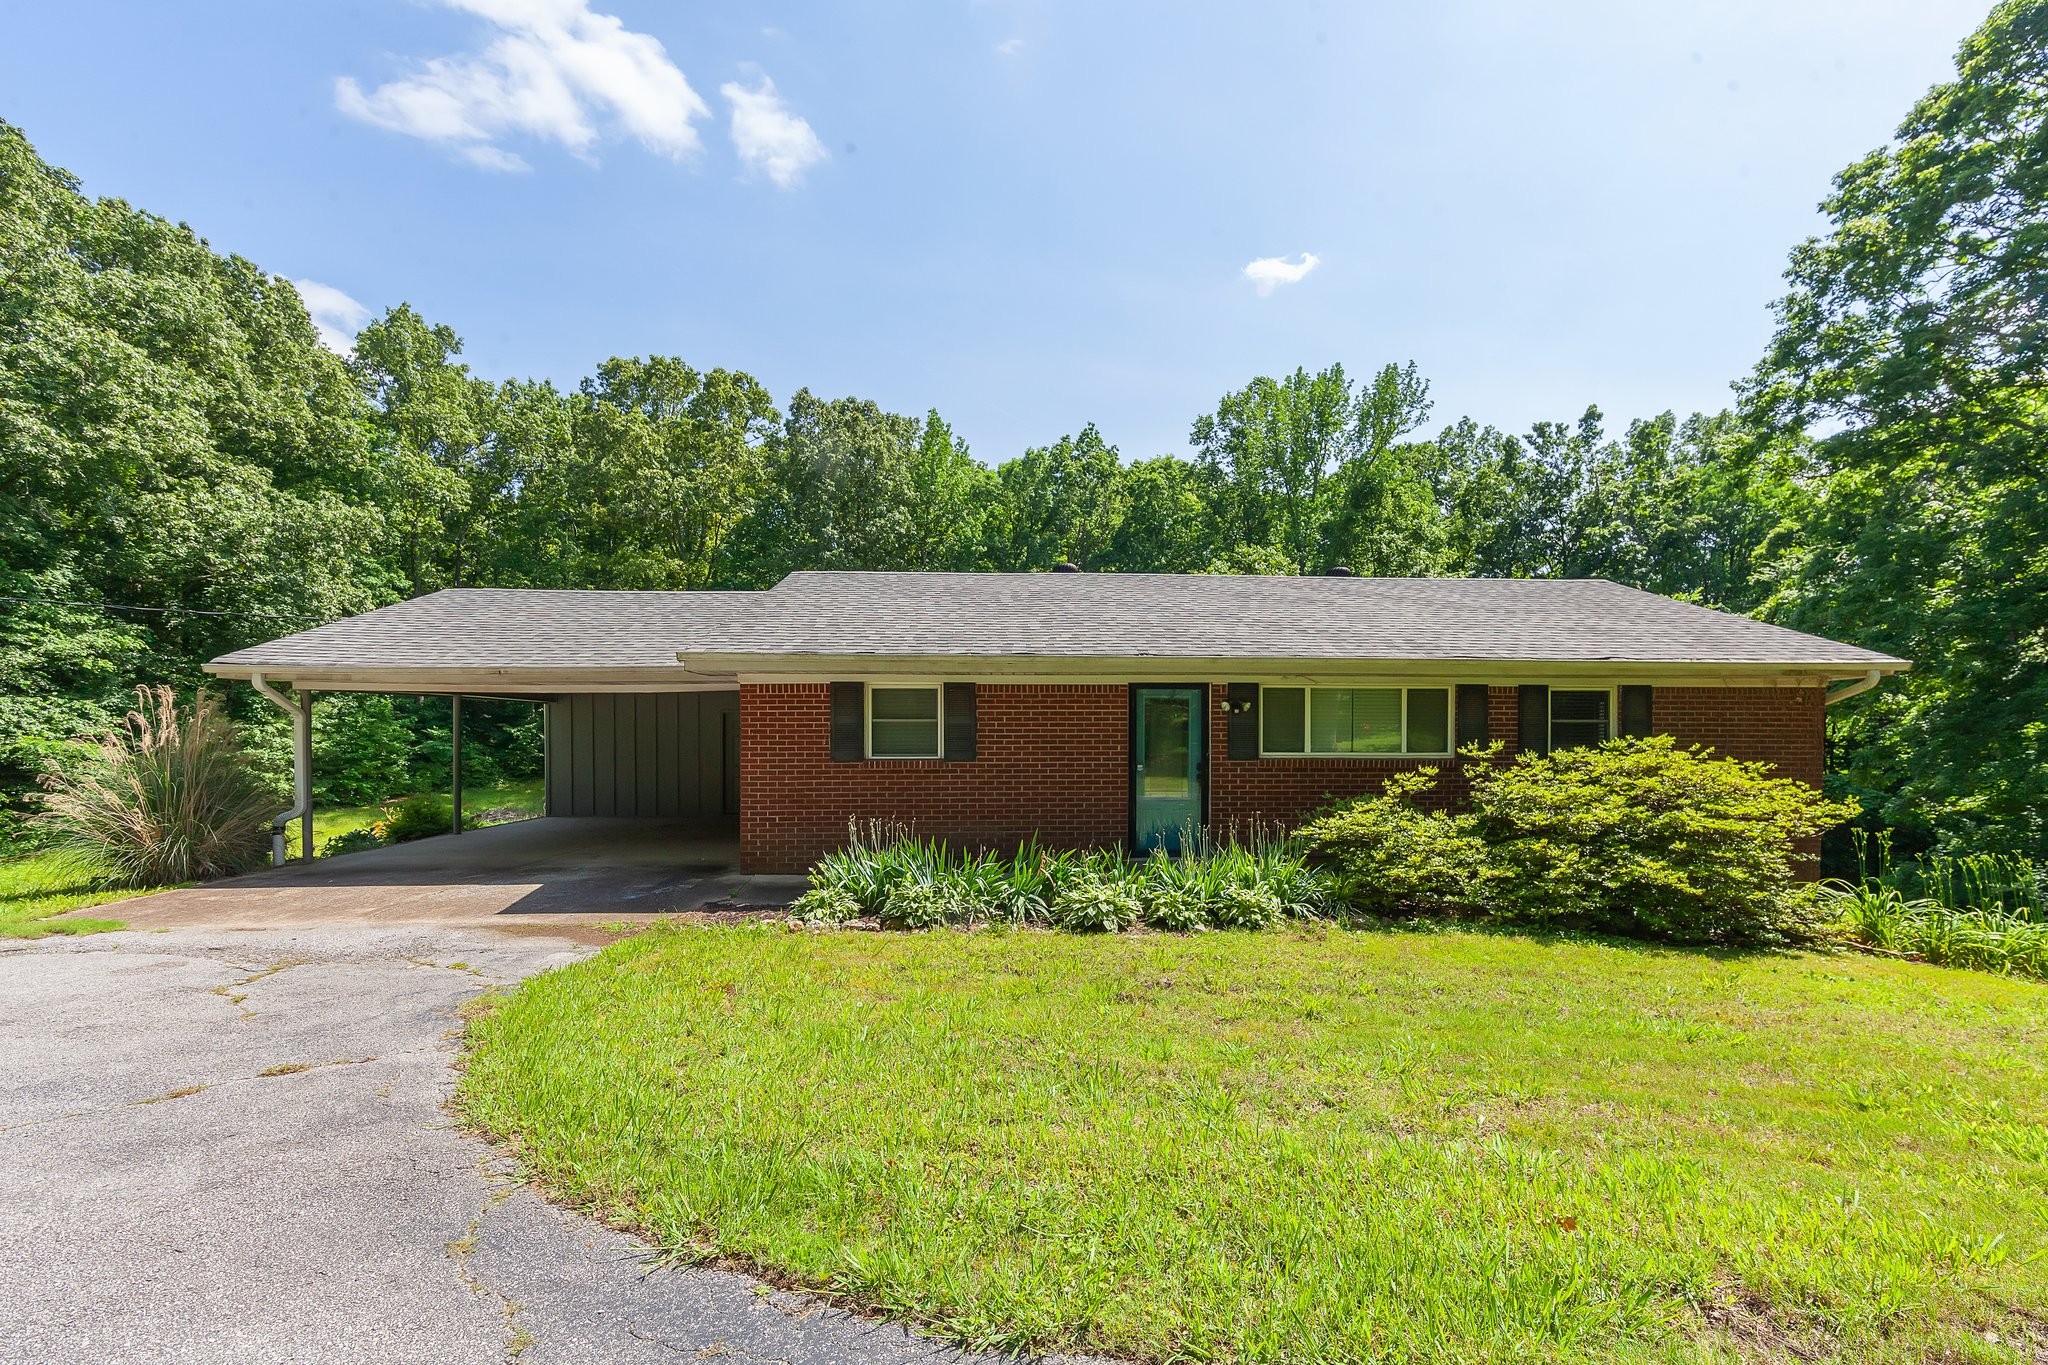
99, 818, 807, 930
0, 923, 1083, 1364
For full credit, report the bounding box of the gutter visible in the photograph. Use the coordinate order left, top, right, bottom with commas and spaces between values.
250, 673, 312, 867
1824, 669, 1884, 707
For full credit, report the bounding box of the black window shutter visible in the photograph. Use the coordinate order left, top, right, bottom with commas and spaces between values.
1619, 684, 1653, 738
829, 682, 864, 761
1517, 684, 1550, 756
1455, 684, 1490, 749
1226, 683, 1259, 760
943, 682, 977, 761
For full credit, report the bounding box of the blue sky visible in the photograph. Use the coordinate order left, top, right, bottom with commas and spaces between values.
2, 1, 1994, 463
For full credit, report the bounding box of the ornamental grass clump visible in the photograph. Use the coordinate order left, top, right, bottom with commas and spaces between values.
1826, 836, 2048, 977
35, 686, 278, 886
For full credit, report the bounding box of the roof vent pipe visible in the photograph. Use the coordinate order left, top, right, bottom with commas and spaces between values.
1050, 561, 1081, 573
1324, 565, 1355, 577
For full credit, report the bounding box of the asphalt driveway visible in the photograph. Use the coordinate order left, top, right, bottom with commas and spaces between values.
0, 924, 1073, 1364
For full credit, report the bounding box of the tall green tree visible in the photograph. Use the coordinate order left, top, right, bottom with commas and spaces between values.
569, 357, 776, 588
982, 424, 1128, 570
1193, 362, 1435, 574
720, 390, 954, 584
1746, 0, 2048, 854
1099, 456, 1218, 573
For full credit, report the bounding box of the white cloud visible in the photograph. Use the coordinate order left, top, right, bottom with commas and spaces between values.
720, 76, 827, 189
996, 36, 1025, 56
293, 279, 371, 353
334, 0, 709, 170
1242, 252, 1321, 297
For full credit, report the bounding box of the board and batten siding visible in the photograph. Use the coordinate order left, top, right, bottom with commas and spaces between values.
545, 692, 739, 821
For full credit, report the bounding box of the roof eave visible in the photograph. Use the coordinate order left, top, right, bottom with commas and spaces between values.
676, 652, 1909, 685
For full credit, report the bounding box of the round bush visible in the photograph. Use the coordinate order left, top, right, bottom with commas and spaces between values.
790, 885, 862, 924
1050, 873, 1144, 933
1210, 882, 1285, 930
880, 879, 960, 930
1143, 882, 1212, 932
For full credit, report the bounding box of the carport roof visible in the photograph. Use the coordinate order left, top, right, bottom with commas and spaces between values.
205, 572, 1905, 689
205, 589, 757, 688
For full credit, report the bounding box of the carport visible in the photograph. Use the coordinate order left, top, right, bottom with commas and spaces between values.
204, 588, 751, 869
98, 817, 805, 928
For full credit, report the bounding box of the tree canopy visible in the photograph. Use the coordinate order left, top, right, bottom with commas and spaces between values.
6, 0, 2048, 862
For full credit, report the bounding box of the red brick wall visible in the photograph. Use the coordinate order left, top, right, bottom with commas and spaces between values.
1652, 685, 1825, 787
739, 683, 1128, 872
1208, 683, 1827, 830
1206, 685, 1520, 832
737, 680, 1828, 872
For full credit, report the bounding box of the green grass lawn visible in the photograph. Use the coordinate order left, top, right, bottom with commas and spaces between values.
283, 778, 545, 857
458, 923, 2048, 1364
0, 851, 156, 938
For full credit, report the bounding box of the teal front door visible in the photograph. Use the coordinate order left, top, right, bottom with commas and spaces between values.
1132, 686, 1206, 853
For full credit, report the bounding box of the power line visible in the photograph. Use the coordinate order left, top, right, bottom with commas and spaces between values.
0, 593, 325, 625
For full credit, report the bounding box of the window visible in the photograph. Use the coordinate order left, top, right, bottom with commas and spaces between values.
868, 686, 941, 758
1260, 686, 1452, 756
1549, 689, 1610, 750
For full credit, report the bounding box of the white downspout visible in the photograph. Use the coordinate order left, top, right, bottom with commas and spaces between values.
1824, 669, 1883, 707
251, 673, 313, 867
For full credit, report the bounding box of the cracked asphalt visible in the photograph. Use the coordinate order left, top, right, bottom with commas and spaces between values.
0, 925, 1087, 1364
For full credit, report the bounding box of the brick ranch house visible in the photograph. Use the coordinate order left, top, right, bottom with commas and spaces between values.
207, 571, 1906, 874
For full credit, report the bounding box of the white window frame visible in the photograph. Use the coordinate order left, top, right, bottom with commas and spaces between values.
1257, 684, 1456, 758
865, 683, 944, 760
1547, 686, 1617, 750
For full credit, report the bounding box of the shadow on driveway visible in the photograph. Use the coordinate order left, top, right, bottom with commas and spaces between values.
83, 818, 807, 930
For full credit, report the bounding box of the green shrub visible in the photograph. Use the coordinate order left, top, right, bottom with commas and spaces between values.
1825, 861, 2048, 978
1210, 880, 1285, 930
802, 829, 1334, 935
1826, 879, 2048, 977
880, 878, 965, 930
1293, 769, 1492, 917
373, 794, 456, 845
1243, 844, 1334, 920
322, 827, 383, 857
1140, 856, 1213, 931
34, 687, 278, 885
1050, 862, 1144, 932
790, 885, 862, 923
1470, 737, 1855, 945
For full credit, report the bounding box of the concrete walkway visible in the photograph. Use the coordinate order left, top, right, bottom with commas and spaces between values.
94, 818, 807, 931
0, 924, 1086, 1364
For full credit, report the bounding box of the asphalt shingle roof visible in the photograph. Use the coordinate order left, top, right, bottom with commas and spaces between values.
208, 590, 757, 673
208, 573, 1904, 677
678, 572, 1902, 666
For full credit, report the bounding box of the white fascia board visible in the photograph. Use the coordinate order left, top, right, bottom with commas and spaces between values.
696, 655, 1903, 687
203, 664, 737, 693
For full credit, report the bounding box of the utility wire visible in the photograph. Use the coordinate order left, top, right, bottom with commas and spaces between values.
0, 593, 326, 625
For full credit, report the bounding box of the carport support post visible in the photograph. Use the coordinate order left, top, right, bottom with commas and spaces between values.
296, 692, 314, 862
451, 694, 463, 835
